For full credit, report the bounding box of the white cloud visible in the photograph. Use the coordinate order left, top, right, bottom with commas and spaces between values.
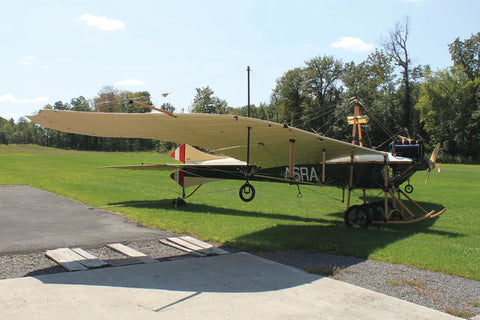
115, 79, 145, 86
0, 94, 49, 104
18, 55, 36, 66
330, 37, 375, 52
78, 14, 125, 31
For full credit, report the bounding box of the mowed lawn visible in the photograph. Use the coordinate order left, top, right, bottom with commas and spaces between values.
1, 145, 479, 281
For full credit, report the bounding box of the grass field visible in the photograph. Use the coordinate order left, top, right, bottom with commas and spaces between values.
1, 144, 479, 281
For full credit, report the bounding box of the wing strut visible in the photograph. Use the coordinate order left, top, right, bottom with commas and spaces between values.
239, 66, 256, 202
288, 139, 296, 181
128, 100, 175, 116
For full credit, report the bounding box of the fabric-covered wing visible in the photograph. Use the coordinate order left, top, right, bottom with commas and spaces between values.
28, 110, 386, 168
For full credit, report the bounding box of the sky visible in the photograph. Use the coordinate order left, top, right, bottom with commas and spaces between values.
1, 0, 479, 120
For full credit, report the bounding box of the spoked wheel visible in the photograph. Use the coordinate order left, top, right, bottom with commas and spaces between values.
239, 182, 256, 202
404, 184, 414, 194
344, 205, 372, 228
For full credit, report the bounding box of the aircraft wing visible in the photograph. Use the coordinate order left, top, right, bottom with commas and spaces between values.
28, 110, 386, 169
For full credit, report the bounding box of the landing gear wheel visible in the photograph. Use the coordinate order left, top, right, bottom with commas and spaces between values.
404, 184, 414, 194
344, 205, 372, 228
239, 182, 255, 202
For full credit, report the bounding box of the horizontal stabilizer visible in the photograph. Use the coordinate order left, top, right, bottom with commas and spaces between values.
100, 163, 183, 171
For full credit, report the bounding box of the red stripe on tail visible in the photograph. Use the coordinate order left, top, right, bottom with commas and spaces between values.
170, 144, 186, 163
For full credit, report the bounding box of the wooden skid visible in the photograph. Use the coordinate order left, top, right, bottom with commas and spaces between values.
372, 207, 447, 225
45, 248, 109, 271
106, 243, 158, 264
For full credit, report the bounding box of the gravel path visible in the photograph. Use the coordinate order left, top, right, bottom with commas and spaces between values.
1, 241, 479, 319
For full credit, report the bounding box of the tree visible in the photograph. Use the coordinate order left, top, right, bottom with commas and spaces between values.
271, 68, 304, 127
190, 86, 229, 114
160, 102, 175, 114
301, 55, 343, 135
382, 16, 416, 137
416, 33, 480, 159
449, 32, 480, 81
94, 86, 122, 112
0, 117, 14, 144
121, 91, 154, 113
342, 50, 402, 148
416, 68, 480, 158
53, 101, 70, 111
70, 96, 92, 111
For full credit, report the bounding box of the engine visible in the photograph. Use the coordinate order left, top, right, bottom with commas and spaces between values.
389, 138, 424, 161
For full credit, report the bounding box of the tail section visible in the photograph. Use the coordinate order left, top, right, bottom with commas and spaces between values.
171, 144, 186, 163
169, 144, 236, 188
170, 144, 229, 164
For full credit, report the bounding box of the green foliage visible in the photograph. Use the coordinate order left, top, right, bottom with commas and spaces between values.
94, 86, 154, 113
227, 103, 278, 121
190, 86, 229, 114
416, 33, 480, 158
271, 67, 305, 126
449, 32, 480, 81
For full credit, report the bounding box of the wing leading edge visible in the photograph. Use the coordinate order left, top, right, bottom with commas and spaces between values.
28, 110, 386, 169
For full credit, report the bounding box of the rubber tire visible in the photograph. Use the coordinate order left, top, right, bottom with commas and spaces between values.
404, 184, 414, 194
239, 182, 255, 202
344, 205, 372, 228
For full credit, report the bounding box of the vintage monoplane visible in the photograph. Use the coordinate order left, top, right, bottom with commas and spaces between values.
28, 100, 445, 228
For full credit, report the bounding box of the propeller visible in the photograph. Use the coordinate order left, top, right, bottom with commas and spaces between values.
424, 143, 441, 188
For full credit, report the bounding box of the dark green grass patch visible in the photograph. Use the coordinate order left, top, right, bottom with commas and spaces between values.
1, 145, 479, 280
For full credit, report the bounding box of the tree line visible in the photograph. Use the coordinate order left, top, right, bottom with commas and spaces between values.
1, 22, 479, 162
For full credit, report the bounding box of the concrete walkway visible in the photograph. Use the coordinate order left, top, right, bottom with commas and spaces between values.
0, 252, 458, 320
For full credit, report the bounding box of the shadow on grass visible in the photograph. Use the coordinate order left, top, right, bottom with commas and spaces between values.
107, 199, 333, 225
108, 197, 461, 256
228, 217, 461, 255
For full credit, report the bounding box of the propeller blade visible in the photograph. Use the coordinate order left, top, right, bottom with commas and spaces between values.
425, 143, 441, 189
429, 143, 441, 170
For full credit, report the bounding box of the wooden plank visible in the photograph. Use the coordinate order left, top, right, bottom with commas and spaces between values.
168, 237, 205, 251
179, 236, 213, 249
106, 243, 158, 263
159, 239, 206, 257
71, 248, 109, 268
45, 248, 88, 271
180, 236, 229, 255
165, 237, 228, 256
